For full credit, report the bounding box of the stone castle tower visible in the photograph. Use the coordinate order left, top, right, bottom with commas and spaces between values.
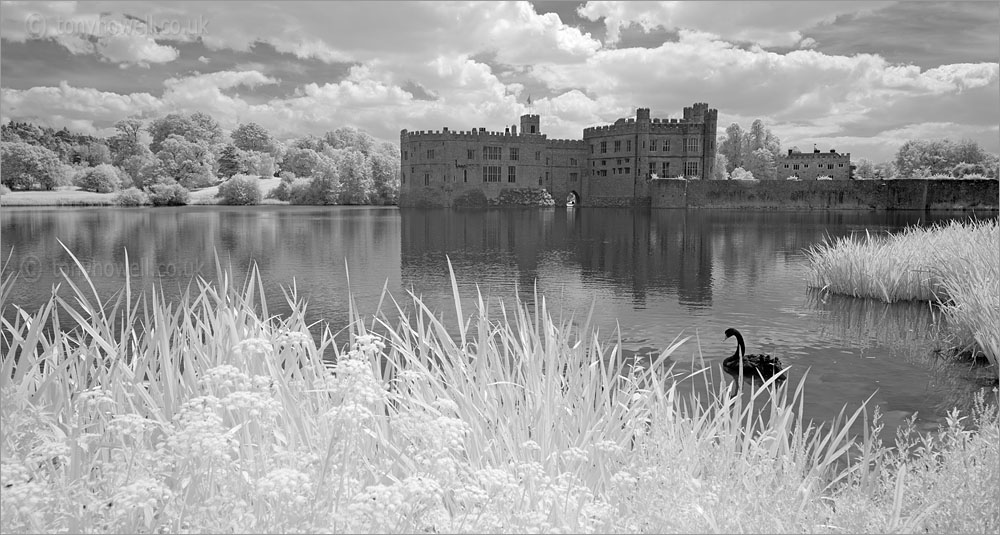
399, 102, 719, 207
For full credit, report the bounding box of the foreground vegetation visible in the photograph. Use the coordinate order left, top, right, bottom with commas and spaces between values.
805, 219, 1000, 372
2, 253, 998, 533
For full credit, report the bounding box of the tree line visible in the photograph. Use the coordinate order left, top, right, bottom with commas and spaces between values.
711, 120, 997, 180
1, 114, 401, 205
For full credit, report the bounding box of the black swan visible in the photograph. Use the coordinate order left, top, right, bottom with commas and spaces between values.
723, 328, 786, 397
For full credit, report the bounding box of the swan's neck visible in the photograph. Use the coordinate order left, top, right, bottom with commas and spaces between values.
734, 332, 746, 358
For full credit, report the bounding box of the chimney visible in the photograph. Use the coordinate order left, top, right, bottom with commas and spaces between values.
505, 127, 510, 135
512, 125, 517, 136
788, 149, 793, 156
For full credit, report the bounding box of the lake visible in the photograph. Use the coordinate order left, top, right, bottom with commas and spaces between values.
3, 206, 995, 441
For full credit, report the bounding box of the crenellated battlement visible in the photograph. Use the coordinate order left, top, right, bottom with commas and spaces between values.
401, 129, 552, 141
583, 116, 695, 136
545, 139, 587, 148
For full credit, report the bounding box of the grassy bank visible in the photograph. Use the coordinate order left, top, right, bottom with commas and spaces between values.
2, 257, 998, 533
0, 178, 284, 206
805, 219, 1000, 370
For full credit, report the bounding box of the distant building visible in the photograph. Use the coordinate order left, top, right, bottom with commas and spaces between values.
399, 103, 718, 206
777, 146, 852, 180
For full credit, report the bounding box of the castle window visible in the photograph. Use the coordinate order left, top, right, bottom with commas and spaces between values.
600, 141, 607, 154
626, 140, 632, 152
424, 173, 430, 185
793, 164, 800, 170
484, 166, 501, 182
464, 169, 468, 182
625, 167, 630, 175
510, 148, 519, 161
601, 160, 606, 166
663, 140, 671, 152
685, 138, 699, 152
545, 171, 549, 180
685, 161, 699, 177
617, 159, 622, 165
625, 158, 630, 164
401, 173, 405, 184
804, 164, 809, 168
536, 151, 541, 160
483, 146, 501, 160
838, 163, 844, 167
404, 151, 408, 160
784, 164, 789, 168
614, 140, 621, 152
411, 166, 415, 174
828, 164, 834, 170
467, 149, 475, 160
651, 139, 657, 151
546, 157, 550, 165
649, 162, 655, 176
600, 169, 607, 176
427, 149, 435, 159
612, 168, 616, 175
591, 145, 595, 154
570, 172, 578, 181
508, 166, 516, 183
570, 158, 577, 166
661, 162, 669, 176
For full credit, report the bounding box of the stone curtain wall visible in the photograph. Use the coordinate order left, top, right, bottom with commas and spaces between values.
650, 179, 999, 210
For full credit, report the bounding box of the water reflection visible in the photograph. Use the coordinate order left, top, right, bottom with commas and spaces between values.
807, 290, 946, 355
3, 206, 995, 444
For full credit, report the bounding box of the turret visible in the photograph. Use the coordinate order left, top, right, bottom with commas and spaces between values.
520, 114, 540, 135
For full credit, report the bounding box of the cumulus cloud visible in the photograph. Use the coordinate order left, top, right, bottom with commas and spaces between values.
577, 1, 893, 47
97, 33, 179, 66
0, 81, 163, 132
1, 1, 599, 66
2, 5, 182, 66
1, 1, 996, 165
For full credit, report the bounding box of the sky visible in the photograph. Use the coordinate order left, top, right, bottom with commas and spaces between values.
1, 1, 998, 163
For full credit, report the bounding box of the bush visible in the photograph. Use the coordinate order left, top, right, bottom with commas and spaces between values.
244, 151, 276, 178
149, 183, 190, 206
0, 184, 10, 196
114, 187, 150, 206
817, 175, 833, 181
786, 175, 800, 181
730, 167, 755, 181
287, 178, 323, 204
952, 162, 987, 178
75, 164, 122, 193
217, 174, 262, 205
1, 141, 70, 190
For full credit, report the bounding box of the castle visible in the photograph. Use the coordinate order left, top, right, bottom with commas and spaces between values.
399, 103, 718, 207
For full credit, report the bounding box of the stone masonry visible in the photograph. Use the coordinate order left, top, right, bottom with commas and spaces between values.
776, 147, 852, 180
399, 103, 719, 207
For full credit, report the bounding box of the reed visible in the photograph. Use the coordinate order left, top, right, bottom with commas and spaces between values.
805, 219, 1000, 370
1, 252, 997, 533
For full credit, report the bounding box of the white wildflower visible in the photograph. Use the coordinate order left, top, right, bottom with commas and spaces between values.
233, 338, 273, 358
